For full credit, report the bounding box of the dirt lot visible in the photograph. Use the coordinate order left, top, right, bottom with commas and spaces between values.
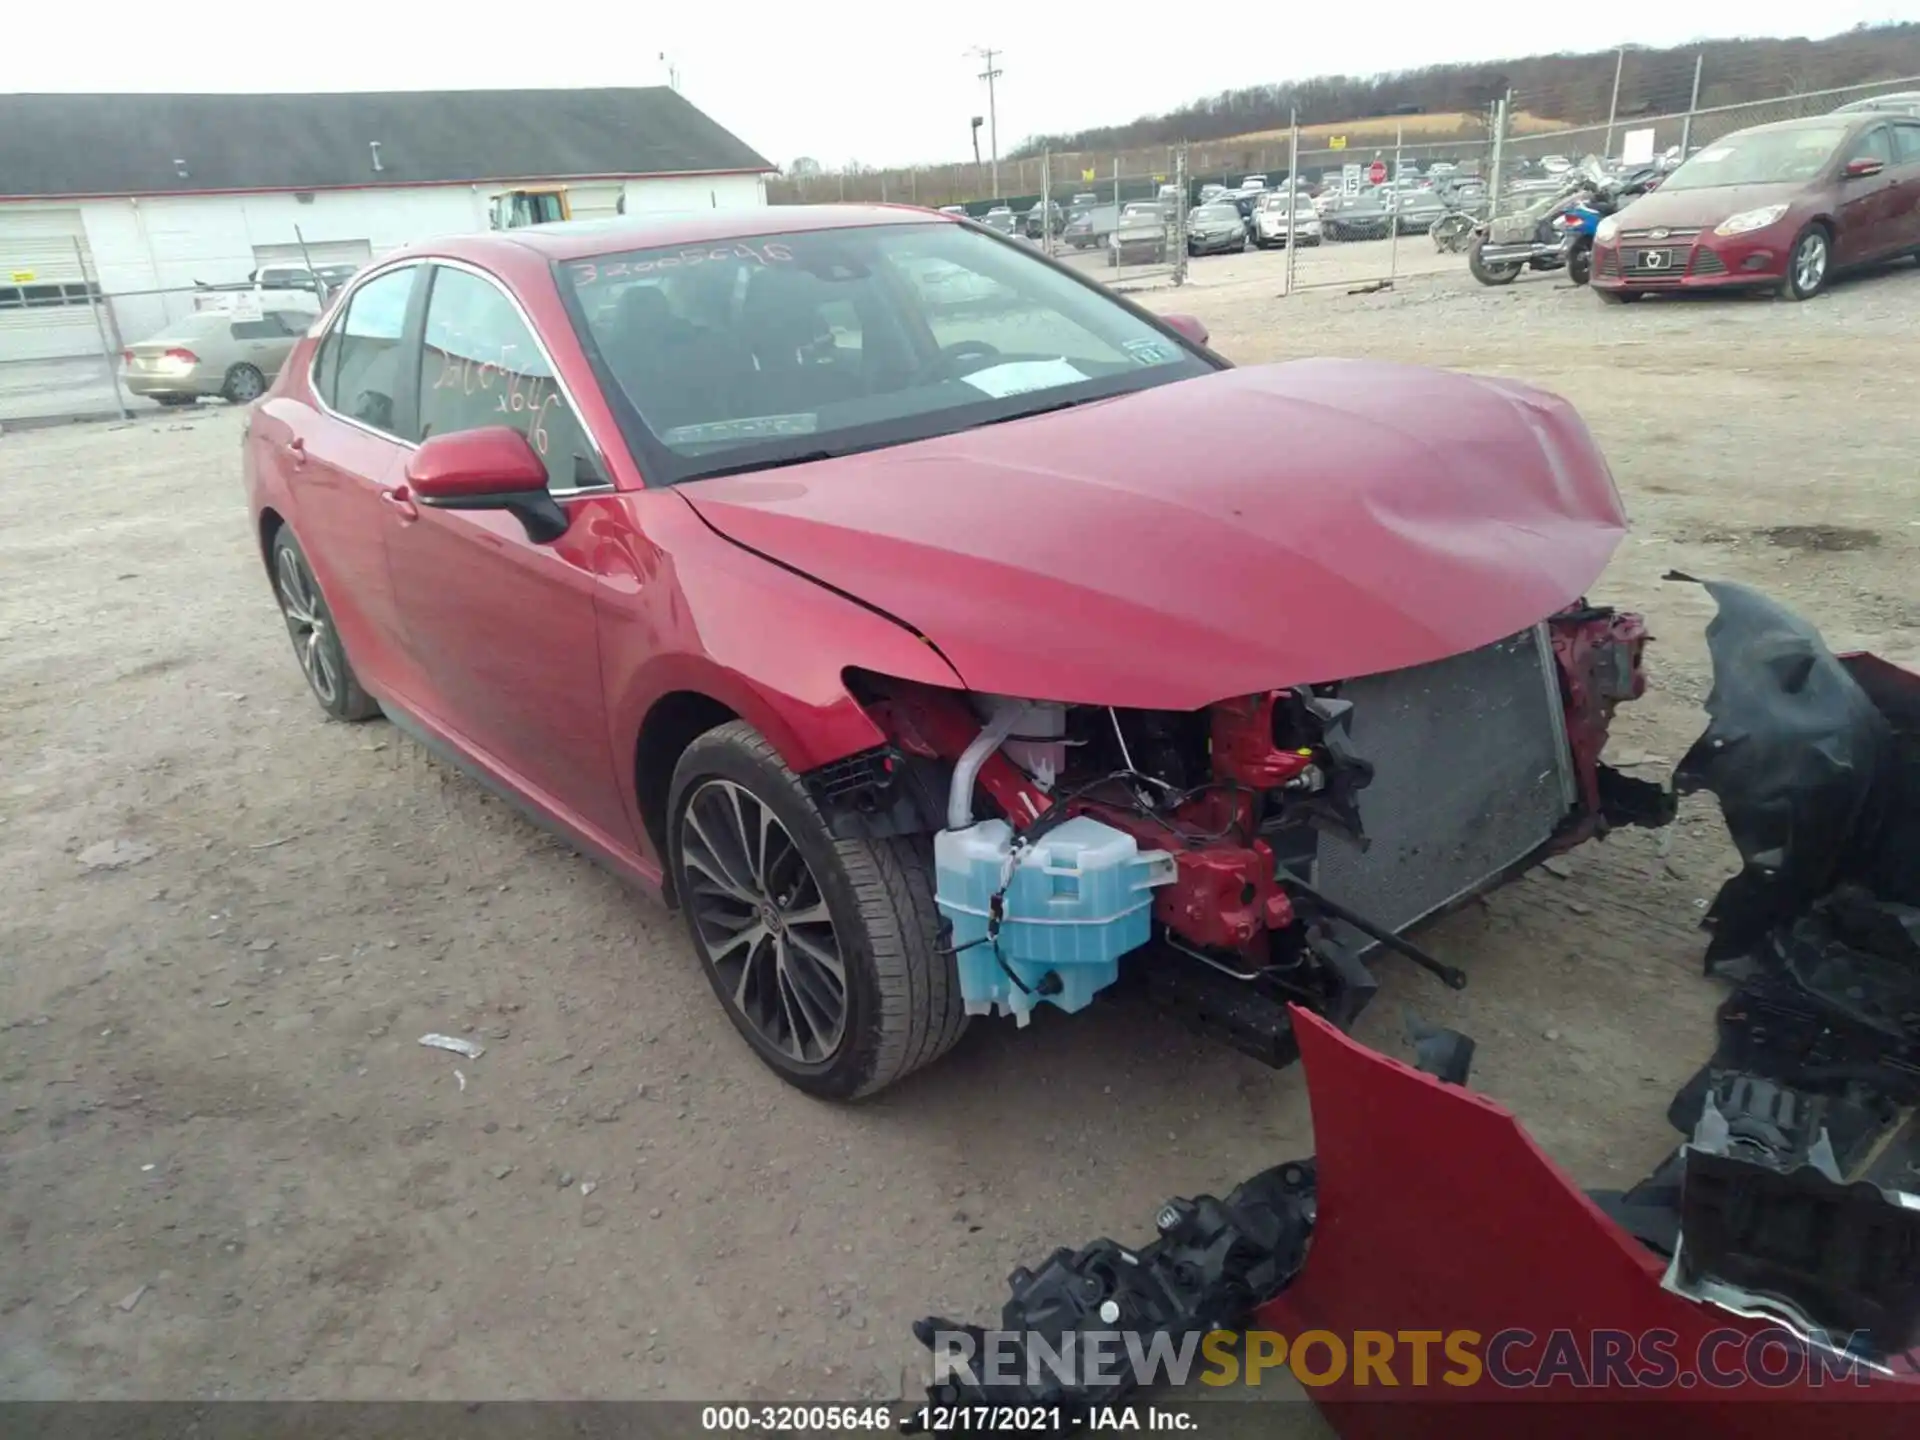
4, 251, 1918, 1404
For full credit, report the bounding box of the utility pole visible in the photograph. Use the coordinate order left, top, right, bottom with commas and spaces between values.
1603, 46, 1625, 157
970, 47, 1003, 199
1679, 53, 1704, 159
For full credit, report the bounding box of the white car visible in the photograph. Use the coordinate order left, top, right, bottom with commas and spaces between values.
1253, 194, 1321, 248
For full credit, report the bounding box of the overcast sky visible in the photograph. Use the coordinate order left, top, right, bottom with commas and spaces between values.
4, 8, 1913, 167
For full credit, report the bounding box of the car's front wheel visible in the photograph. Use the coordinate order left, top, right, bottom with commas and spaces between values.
1780, 224, 1831, 301
668, 721, 967, 1100
270, 527, 380, 721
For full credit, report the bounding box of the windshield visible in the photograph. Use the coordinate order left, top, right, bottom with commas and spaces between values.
1195, 204, 1241, 222
557, 222, 1215, 484
1662, 126, 1848, 189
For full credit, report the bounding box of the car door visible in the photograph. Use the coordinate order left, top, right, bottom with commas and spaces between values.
275, 262, 425, 693
382, 260, 634, 847
1888, 121, 1920, 252
1835, 124, 1898, 263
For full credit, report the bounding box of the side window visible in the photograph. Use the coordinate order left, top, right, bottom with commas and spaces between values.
326, 265, 419, 437
1893, 123, 1920, 164
1855, 126, 1895, 166
418, 265, 599, 491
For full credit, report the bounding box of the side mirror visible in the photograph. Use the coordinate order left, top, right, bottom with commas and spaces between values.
1161, 313, 1210, 348
1844, 157, 1886, 178
406, 427, 569, 544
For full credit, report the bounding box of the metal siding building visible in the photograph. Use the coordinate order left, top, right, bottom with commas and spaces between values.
0, 88, 774, 421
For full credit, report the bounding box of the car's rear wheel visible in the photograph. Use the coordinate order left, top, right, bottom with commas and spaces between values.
270, 528, 380, 721
1780, 224, 1831, 301
223, 363, 267, 403
668, 721, 967, 1100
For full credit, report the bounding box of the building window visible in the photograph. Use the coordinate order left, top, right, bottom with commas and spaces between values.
0, 282, 102, 309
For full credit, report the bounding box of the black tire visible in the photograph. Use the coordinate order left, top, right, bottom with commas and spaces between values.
1595, 289, 1643, 305
1566, 239, 1593, 287
269, 527, 380, 721
1467, 236, 1522, 286
223, 363, 267, 403
668, 721, 967, 1100
1780, 223, 1832, 302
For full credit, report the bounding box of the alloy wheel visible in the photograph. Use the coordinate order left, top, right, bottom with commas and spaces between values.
678, 778, 847, 1064
229, 365, 265, 401
1794, 232, 1828, 294
275, 545, 339, 707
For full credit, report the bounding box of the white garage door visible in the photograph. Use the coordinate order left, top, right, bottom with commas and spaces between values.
0, 208, 117, 423
251, 239, 374, 270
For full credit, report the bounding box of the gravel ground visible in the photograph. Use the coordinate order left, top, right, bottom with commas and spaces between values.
3, 249, 1918, 1405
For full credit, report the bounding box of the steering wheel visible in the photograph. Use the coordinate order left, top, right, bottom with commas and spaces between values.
923, 339, 1002, 381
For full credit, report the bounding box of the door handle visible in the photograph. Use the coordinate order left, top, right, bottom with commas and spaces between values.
381, 485, 419, 523
284, 436, 306, 467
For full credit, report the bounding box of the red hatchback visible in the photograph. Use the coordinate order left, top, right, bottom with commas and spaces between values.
1592, 113, 1920, 301
244, 207, 1660, 1098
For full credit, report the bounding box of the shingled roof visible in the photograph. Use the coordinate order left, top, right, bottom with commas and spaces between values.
0, 88, 774, 201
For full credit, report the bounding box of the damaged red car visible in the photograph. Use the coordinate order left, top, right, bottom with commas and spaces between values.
242, 206, 1662, 1098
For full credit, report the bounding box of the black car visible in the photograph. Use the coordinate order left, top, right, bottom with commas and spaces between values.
1187, 202, 1249, 255
1021, 201, 1066, 239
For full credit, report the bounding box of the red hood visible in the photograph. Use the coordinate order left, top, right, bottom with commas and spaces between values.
1610, 180, 1811, 231
680, 360, 1627, 710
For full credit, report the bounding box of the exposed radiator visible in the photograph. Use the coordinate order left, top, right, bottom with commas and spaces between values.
1310, 625, 1576, 940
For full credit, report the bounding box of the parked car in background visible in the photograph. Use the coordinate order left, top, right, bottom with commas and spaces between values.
1391, 188, 1450, 234
1832, 90, 1920, 118
1253, 192, 1321, 247
1063, 204, 1117, 249
1198, 183, 1229, 204
314, 263, 361, 295
1322, 187, 1394, 241
1590, 112, 1920, 303
1110, 201, 1170, 265
1186, 202, 1248, 255
1238, 175, 1269, 194
979, 209, 1021, 237
1022, 200, 1065, 238
122, 306, 314, 405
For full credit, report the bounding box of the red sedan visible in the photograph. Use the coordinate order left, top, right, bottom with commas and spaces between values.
243, 207, 1659, 1098
1592, 112, 1920, 301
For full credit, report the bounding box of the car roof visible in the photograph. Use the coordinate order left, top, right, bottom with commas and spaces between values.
394, 205, 956, 267
1833, 91, 1920, 112
1711, 113, 1875, 140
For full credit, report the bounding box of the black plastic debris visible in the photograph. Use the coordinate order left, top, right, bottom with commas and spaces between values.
1667, 575, 1916, 969
904, 1161, 1315, 1424
1404, 1008, 1476, 1085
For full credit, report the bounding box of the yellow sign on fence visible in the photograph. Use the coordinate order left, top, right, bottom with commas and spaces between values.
1329, 136, 1347, 150
1081, 168, 1096, 182
9, 270, 34, 283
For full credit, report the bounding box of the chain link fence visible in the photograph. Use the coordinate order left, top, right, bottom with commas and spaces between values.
1036, 148, 1188, 292
0, 266, 329, 428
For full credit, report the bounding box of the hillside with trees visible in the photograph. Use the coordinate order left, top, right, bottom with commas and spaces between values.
1009, 24, 1920, 158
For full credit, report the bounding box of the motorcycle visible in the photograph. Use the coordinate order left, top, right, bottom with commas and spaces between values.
1467, 159, 1663, 287
1554, 166, 1666, 286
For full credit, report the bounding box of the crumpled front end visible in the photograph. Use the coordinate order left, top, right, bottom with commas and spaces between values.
896, 608, 1920, 1436
824, 595, 1661, 1064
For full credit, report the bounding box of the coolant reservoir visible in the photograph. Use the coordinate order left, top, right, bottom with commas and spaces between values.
934, 817, 1176, 1026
